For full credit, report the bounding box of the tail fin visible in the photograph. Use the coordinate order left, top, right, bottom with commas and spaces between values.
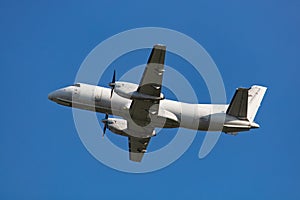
226, 88, 249, 120
247, 85, 267, 122
227, 85, 267, 122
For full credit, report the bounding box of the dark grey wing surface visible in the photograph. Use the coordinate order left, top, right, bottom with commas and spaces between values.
126, 44, 166, 162
137, 44, 166, 96
128, 136, 151, 162
129, 44, 166, 122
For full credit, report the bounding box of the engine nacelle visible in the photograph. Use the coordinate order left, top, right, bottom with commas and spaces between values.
106, 118, 128, 136
105, 117, 156, 138
114, 81, 164, 101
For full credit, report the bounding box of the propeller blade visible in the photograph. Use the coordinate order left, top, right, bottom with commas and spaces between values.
110, 87, 114, 98
103, 123, 107, 137
102, 113, 109, 137
112, 70, 116, 84
109, 70, 116, 98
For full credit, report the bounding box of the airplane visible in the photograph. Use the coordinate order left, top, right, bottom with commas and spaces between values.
48, 44, 267, 162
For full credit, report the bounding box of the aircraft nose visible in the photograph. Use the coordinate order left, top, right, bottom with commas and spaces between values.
48, 89, 63, 101
48, 87, 73, 103
48, 91, 57, 101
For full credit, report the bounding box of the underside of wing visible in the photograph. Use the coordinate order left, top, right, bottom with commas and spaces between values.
137, 44, 166, 97
125, 45, 165, 162
130, 44, 166, 122
128, 136, 151, 162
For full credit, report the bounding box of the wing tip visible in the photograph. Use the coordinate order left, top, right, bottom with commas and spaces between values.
251, 85, 268, 91
153, 44, 166, 50
129, 152, 143, 162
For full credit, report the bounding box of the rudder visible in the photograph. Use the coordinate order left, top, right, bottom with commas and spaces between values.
247, 85, 267, 122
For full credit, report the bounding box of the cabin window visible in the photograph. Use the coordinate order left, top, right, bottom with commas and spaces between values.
73, 83, 81, 87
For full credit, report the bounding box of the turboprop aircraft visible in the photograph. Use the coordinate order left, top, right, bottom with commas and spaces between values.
48, 44, 267, 162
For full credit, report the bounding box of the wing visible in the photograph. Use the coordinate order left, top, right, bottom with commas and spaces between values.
129, 44, 166, 122
138, 44, 166, 96
128, 136, 151, 162
126, 44, 165, 162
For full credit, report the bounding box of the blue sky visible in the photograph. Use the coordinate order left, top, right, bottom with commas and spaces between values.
1, 0, 300, 199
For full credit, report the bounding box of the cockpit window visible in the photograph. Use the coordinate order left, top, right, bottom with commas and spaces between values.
73, 83, 81, 87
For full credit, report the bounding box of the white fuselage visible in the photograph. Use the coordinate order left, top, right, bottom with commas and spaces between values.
48, 83, 258, 133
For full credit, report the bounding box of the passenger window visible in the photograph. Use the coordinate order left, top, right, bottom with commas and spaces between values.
73, 83, 80, 87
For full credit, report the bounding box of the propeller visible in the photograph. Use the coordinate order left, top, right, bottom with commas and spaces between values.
102, 113, 109, 137
108, 70, 116, 98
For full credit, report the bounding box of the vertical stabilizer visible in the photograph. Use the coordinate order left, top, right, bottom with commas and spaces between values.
247, 85, 267, 122
226, 88, 249, 120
